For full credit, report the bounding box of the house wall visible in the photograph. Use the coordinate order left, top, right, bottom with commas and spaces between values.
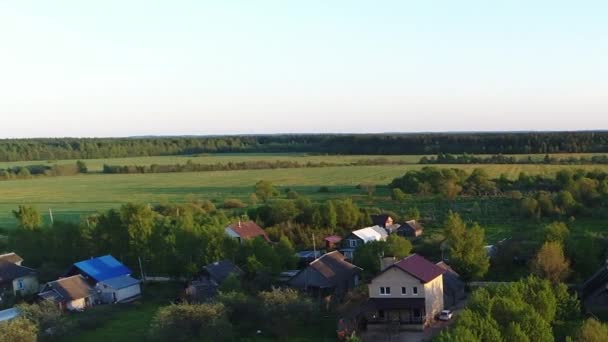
423, 275, 444, 323
342, 234, 363, 249
115, 284, 141, 302
67, 297, 88, 311
368, 267, 424, 299
12, 275, 38, 296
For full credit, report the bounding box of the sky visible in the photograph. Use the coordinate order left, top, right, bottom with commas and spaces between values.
0, 0, 607, 138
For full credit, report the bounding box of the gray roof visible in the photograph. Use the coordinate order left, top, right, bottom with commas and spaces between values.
203, 260, 243, 284
0, 261, 34, 284
99, 275, 141, 290
289, 251, 362, 289
0, 308, 20, 322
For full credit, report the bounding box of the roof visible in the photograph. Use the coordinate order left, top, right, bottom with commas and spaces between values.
46, 275, 93, 301
297, 250, 322, 260
289, 251, 362, 289
436, 261, 460, 277
402, 220, 424, 232
227, 221, 270, 242
0, 261, 35, 283
73, 255, 131, 282
308, 251, 362, 284
324, 235, 343, 243
351, 226, 387, 243
393, 254, 444, 283
371, 214, 392, 228
582, 265, 608, 298
99, 275, 141, 290
0, 253, 23, 264
203, 260, 243, 284
0, 308, 20, 322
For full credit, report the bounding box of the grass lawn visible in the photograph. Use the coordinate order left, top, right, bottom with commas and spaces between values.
61, 282, 180, 342
1, 160, 608, 228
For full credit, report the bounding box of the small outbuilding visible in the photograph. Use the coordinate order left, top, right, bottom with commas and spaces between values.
39, 275, 94, 311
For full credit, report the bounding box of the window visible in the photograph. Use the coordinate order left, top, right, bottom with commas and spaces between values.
17, 279, 24, 290
413, 308, 421, 317
401, 287, 406, 295
349, 239, 357, 248
386, 287, 391, 294
413, 286, 418, 295
379, 286, 391, 295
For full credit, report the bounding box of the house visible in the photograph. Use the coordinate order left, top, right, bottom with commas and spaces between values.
371, 215, 394, 228
39, 275, 94, 311
225, 221, 270, 244
67, 255, 141, 304
364, 254, 444, 330
341, 226, 388, 259
185, 260, 243, 303
296, 250, 322, 268
0, 253, 38, 297
324, 235, 342, 250
203, 260, 243, 284
435, 261, 465, 308
397, 220, 424, 238
289, 251, 362, 300
580, 264, 608, 314
0, 308, 20, 323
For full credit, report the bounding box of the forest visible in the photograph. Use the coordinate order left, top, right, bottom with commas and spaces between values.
1, 131, 608, 161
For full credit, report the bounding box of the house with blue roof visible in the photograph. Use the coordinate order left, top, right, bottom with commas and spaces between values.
66, 255, 142, 304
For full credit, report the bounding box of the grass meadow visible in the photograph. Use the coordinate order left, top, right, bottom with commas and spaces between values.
1, 155, 608, 230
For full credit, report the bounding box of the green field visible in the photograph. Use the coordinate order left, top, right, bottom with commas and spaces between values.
1, 157, 608, 229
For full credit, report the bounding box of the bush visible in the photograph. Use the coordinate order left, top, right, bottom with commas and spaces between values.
221, 198, 247, 209
149, 303, 233, 342
318, 186, 330, 193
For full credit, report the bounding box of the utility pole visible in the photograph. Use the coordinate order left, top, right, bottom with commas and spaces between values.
49, 208, 54, 224
138, 256, 146, 282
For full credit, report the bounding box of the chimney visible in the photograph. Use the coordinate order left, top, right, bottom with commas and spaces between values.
380, 256, 397, 271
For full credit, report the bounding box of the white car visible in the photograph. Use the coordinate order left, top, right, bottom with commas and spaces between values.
438, 310, 453, 321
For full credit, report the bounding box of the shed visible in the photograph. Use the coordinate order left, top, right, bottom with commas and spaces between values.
96, 275, 142, 304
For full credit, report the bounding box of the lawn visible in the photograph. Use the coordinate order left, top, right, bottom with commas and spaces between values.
61, 282, 180, 342
1, 161, 608, 228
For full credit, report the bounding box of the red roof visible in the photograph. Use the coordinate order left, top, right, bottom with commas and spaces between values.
228, 221, 270, 242
324, 235, 342, 243
394, 254, 444, 283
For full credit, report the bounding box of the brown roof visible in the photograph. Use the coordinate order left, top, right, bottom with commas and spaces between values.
324, 235, 342, 243
46, 275, 93, 301
435, 261, 460, 277
0, 253, 23, 264
228, 221, 270, 242
310, 251, 362, 283
403, 220, 424, 232
0, 261, 34, 283
394, 254, 444, 283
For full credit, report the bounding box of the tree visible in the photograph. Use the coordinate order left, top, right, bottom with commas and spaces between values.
521, 197, 539, 218
443, 212, 489, 281
255, 180, 278, 202
573, 318, 608, 342
258, 288, 316, 339
531, 241, 571, 283
76, 160, 88, 173
0, 318, 38, 342
12, 205, 42, 230
353, 241, 386, 278
275, 236, 297, 270
384, 235, 412, 259
544, 222, 569, 243
120, 203, 156, 258
391, 188, 408, 202
149, 303, 233, 342
405, 207, 421, 221
440, 180, 463, 201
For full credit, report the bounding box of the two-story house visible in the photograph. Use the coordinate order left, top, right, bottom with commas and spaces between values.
340, 226, 388, 259
364, 254, 444, 330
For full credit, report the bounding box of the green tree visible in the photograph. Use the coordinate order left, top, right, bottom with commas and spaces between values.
76, 160, 88, 173
255, 180, 279, 202
275, 236, 298, 270
0, 318, 38, 342
384, 235, 412, 259
353, 241, 386, 278
149, 303, 232, 342
120, 203, 156, 258
258, 288, 317, 339
405, 207, 421, 221
391, 188, 408, 202
544, 222, 569, 243
12, 205, 42, 230
521, 197, 539, 218
443, 212, 489, 281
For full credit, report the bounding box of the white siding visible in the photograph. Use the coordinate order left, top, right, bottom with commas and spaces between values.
115, 284, 141, 302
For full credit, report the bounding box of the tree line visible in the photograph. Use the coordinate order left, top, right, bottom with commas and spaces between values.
2, 131, 608, 162
421, 153, 608, 165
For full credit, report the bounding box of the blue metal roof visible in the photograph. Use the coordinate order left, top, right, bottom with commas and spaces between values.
74, 255, 131, 282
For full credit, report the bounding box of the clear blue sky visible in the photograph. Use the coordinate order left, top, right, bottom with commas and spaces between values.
0, 0, 606, 138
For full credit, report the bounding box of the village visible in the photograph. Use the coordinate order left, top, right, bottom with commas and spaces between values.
2, 211, 607, 341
